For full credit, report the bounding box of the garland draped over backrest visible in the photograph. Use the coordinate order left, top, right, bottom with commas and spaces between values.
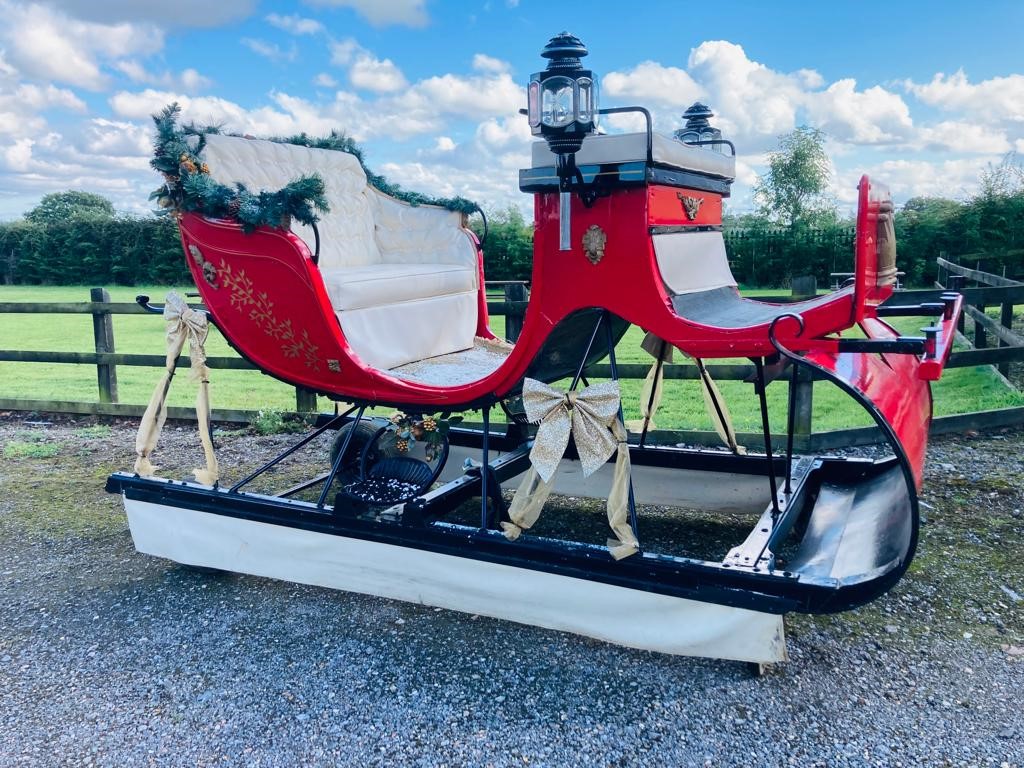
150, 103, 479, 232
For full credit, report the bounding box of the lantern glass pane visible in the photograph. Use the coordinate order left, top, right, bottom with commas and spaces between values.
576, 77, 593, 122
528, 80, 541, 128
541, 76, 575, 128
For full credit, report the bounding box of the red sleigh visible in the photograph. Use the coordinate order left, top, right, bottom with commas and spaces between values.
109, 34, 962, 665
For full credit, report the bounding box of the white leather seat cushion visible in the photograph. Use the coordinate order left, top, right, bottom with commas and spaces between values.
201, 134, 383, 269
321, 263, 477, 311
532, 132, 735, 180
654, 231, 737, 295
339, 291, 478, 370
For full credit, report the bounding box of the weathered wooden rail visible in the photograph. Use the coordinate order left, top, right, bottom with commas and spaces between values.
936, 257, 1024, 380
4, 270, 1024, 448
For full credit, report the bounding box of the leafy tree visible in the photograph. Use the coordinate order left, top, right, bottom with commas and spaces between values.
25, 191, 115, 225
473, 206, 534, 281
754, 126, 834, 227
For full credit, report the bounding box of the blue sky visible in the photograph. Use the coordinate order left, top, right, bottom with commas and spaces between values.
1, 0, 1022, 220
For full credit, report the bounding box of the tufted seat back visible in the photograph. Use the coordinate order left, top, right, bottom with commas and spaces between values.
202, 134, 383, 269
198, 134, 480, 371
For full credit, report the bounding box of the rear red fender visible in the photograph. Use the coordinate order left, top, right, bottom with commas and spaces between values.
805, 317, 932, 489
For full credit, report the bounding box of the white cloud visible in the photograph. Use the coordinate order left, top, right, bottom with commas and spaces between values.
306, 0, 428, 28
0, 1, 163, 90
435, 136, 456, 152
475, 115, 530, 150
833, 157, 1003, 204
905, 70, 1024, 125
472, 54, 509, 74
410, 71, 523, 120
687, 40, 804, 144
80, 118, 151, 157
114, 60, 212, 92
266, 13, 324, 35
328, 39, 409, 94
0, 82, 86, 137
603, 61, 704, 109
916, 121, 1011, 154
3, 137, 34, 171
804, 79, 913, 144
242, 38, 297, 64
314, 72, 338, 88
349, 54, 407, 93
329, 39, 360, 66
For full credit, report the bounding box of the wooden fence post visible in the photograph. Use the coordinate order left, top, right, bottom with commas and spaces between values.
295, 387, 317, 412
90, 287, 118, 403
1000, 301, 1014, 378
974, 301, 987, 349
791, 275, 816, 300
504, 283, 528, 343
791, 366, 813, 442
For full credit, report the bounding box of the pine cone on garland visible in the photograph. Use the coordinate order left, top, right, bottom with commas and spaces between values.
227, 198, 242, 217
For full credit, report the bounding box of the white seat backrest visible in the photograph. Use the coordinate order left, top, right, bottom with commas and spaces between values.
201, 135, 382, 269
369, 189, 477, 268
653, 231, 737, 295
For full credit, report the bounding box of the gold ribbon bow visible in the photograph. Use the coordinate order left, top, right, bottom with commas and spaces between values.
502, 378, 639, 560
133, 292, 219, 485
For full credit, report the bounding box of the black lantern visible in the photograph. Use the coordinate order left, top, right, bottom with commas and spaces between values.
527, 32, 599, 157
674, 102, 726, 153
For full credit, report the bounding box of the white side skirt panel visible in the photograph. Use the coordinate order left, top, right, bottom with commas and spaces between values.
125, 499, 786, 664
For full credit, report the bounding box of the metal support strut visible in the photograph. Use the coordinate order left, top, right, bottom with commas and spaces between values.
754, 357, 781, 519
229, 405, 358, 493
317, 405, 366, 508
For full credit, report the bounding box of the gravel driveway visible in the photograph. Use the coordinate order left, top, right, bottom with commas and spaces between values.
1, 415, 1022, 767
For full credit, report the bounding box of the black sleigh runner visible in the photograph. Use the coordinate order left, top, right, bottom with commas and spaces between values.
106, 33, 963, 666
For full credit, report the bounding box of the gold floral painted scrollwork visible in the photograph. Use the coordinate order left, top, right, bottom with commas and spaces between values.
218, 259, 323, 372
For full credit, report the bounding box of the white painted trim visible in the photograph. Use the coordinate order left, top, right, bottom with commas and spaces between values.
124, 498, 786, 664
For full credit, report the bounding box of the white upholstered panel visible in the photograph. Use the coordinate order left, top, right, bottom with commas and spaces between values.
532, 132, 736, 180
201, 134, 382, 269
339, 291, 478, 370
201, 134, 480, 370
370, 190, 478, 269
654, 231, 737, 295
320, 263, 476, 311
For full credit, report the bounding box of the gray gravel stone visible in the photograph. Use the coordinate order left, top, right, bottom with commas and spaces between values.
0, 415, 1022, 767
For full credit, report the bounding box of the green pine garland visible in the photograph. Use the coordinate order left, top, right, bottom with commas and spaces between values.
150, 103, 480, 232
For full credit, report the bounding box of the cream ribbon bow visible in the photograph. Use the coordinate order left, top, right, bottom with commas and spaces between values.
502, 378, 639, 560
133, 292, 219, 485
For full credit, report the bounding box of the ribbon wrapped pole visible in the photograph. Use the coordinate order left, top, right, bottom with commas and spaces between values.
502, 378, 639, 560
133, 292, 219, 485
629, 331, 744, 455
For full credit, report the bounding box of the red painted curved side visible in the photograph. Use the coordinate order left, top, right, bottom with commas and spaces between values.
178, 171, 941, 476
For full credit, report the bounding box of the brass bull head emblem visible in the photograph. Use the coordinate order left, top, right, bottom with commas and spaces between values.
677, 194, 704, 221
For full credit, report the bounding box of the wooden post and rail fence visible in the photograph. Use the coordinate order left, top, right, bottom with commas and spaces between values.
2, 267, 1024, 450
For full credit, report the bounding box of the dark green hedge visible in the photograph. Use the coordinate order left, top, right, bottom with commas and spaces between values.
0, 215, 188, 286
3, 190, 1022, 288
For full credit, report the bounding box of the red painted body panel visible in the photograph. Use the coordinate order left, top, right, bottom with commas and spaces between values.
647, 186, 722, 227
806, 317, 932, 488
178, 170, 954, 467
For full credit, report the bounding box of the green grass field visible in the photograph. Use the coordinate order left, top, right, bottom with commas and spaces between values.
1, 284, 1021, 433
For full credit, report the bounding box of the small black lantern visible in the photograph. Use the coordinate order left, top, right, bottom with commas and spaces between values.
674, 102, 726, 153
527, 32, 599, 157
